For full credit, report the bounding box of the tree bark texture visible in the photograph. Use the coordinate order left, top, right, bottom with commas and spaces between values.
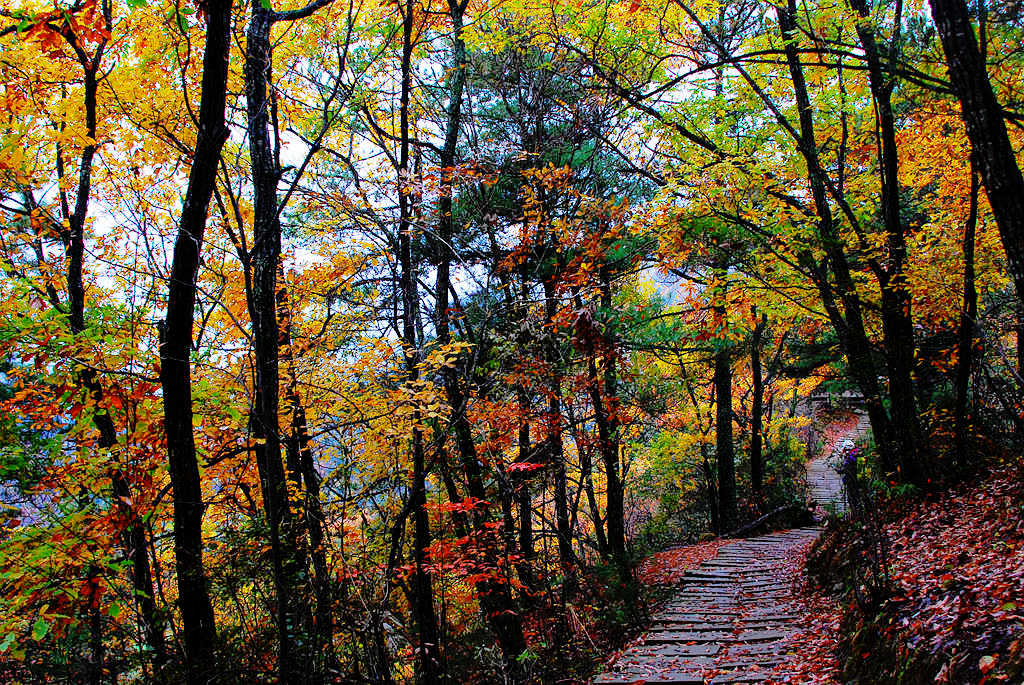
158, 0, 233, 680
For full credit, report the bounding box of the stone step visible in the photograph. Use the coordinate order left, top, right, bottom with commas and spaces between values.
633, 644, 721, 657
594, 673, 705, 684
709, 672, 770, 683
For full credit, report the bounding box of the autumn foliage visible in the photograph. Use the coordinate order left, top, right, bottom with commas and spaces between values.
1, 0, 1024, 682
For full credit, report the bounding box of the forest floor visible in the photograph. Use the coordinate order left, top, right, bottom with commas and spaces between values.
804, 462, 1024, 683
637, 540, 733, 586
592, 413, 863, 683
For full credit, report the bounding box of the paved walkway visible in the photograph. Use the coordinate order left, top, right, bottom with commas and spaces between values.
807, 412, 870, 516
594, 415, 866, 684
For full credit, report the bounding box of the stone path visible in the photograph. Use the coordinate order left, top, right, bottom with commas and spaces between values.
593, 529, 821, 683
806, 412, 870, 516
594, 415, 867, 684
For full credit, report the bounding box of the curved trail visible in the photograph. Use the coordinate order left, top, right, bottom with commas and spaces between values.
594, 415, 864, 684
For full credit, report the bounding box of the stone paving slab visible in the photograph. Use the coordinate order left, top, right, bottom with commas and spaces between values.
595, 674, 706, 684
633, 644, 722, 657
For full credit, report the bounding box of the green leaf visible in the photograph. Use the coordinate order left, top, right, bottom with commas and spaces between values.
108, 603, 122, 619
31, 618, 49, 641
259, 0, 273, 8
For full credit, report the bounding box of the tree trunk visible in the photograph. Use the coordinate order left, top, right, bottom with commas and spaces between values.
596, 271, 628, 579
849, 0, 924, 484
438, 377, 529, 664
777, 0, 897, 473
580, 429, 610, 558
54, 21, 167, 672
930, 0, 1024, 314
428, 1, 527, 668
158, 0, 233, 681
714, 345, 737, 532
955, 159, 980, 465
278, 273, 336, 680
750, 309, 766, 499
397, 1, 441, 679
244, 8, 313, 680
514, 386, 536, 594
543, 277, 576, 597
87, 570, 104, 685
1018, 300, 1024, 383
702, 444, 719, 535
